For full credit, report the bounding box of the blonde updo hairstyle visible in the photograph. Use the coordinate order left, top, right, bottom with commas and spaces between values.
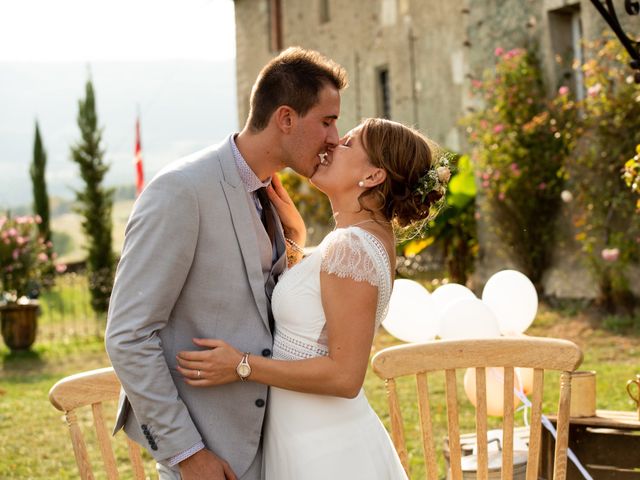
359, 118, 444, 228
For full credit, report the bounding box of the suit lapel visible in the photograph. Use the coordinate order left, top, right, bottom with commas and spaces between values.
217, 146, 271, 331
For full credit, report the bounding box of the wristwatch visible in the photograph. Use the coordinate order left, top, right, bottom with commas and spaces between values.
236, 352, 251, 381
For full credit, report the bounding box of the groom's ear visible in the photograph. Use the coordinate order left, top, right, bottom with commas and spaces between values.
273, 106, 295, 133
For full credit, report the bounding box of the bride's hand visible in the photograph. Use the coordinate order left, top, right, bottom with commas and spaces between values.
176, 338, 243, 387
267, 175, 306, 247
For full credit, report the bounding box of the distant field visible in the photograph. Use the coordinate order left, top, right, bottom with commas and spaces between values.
50, 200, 134, 264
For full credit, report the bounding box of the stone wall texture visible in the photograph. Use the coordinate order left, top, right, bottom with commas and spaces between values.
234, 0, 639, 298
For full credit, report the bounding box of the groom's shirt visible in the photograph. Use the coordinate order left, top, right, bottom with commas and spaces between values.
230, 135, 278, 263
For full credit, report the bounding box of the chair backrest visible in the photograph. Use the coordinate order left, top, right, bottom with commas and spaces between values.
371, 336, 582, 480
49, 367, 146, 480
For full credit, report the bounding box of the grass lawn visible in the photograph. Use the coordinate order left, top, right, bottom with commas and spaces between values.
1, 304, 639, 479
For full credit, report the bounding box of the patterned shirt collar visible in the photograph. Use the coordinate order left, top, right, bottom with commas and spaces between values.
230, 134, 271, 193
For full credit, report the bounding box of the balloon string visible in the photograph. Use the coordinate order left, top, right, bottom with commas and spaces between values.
486, 369, 593, 480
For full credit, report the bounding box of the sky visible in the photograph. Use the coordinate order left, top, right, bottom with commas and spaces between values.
0, 0, 236, 62
0, 0, 238, 208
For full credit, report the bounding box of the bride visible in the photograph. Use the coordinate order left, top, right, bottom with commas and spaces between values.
176, 117, 448, 479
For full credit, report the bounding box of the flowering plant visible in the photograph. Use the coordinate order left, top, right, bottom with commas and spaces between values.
565, 38, 640, 311
463, 47, 577, 288
0, 215, 54, 303
624, 145, 640, 211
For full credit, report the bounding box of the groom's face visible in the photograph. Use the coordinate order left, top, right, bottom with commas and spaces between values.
284, 84, 341, 178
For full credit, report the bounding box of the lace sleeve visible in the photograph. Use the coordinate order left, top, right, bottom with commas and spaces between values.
320, 229, 383, 288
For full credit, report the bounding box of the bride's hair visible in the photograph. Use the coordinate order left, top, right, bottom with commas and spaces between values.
359, 118, 447, 229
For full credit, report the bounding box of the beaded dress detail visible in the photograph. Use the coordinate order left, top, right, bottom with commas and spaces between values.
264, 227, 407, 480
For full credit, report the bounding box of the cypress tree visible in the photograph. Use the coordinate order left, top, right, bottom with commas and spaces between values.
70, 79, 115, 313
30, 121, 50, 241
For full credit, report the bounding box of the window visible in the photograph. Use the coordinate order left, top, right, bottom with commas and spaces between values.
376, 67, 391, 119
268, 0, 283, 52
548, 5, 584, 101
320, 0, 330, 24
380, 0, 397, 27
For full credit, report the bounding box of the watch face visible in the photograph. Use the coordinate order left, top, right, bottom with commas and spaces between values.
237, 364, 251, 377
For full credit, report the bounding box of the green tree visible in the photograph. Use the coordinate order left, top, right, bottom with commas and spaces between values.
70, 79, 115, 313
30, 121, 50, 241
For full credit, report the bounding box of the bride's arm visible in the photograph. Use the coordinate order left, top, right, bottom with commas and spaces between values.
176, 273, 378, 398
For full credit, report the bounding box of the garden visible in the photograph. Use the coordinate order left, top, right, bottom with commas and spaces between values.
1, 34, 640, 480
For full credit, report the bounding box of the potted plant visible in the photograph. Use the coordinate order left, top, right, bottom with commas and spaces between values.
0, 215, 54, 351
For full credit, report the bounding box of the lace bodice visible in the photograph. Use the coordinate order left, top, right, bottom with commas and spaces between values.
271, 227, 392, 361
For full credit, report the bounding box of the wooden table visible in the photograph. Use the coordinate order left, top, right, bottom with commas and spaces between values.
540, 410, 640, 479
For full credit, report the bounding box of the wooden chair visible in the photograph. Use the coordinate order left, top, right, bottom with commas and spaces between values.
49, 367, 146, 480
371, 336, 582, 480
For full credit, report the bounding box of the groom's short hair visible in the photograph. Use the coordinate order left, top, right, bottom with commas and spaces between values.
247, 47, 348, 132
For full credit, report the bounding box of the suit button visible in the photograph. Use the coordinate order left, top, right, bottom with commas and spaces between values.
151, 444, 158, 451
262, 348, 272, 357
141, 424, 148, 432
255, 398, 265, 408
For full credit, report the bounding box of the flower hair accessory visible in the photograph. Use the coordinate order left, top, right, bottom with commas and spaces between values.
413, 151, 454, 202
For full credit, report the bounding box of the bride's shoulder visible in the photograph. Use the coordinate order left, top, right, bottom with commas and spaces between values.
321, 227, 389, 265
320, 227, 368, 251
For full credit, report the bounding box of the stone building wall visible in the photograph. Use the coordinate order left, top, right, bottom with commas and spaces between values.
233, 0, 638, 298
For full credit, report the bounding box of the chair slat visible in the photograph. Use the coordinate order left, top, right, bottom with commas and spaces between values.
416, 372, 438, 480
525, 369, 544, 480
475, 367, 489, 480
386, 378, 409, 473
445, 369, 462, 480
126, 438, 147, 480
553, 371, 572, 480
502, 367, 515, 480
92, 402, 119, 480
66, 410, 96, 480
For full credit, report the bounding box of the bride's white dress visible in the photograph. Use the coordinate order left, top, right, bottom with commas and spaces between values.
264, 226, 408, 479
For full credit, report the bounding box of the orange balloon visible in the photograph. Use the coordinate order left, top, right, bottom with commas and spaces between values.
463, 367, 522, 417
516, 367, 534, 395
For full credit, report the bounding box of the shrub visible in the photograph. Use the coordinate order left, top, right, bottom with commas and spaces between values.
463, 48, 577, 289
0, 215, 55, 302
566, 38, 640, 312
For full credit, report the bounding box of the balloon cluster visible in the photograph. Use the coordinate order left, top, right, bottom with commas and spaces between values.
381, 269, 538, 416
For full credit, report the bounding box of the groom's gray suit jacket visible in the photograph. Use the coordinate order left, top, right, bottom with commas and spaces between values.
105, 135, 286, 477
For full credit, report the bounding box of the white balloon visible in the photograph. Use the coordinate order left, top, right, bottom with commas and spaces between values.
439, 297, 501, 340
382, 279, 439, 342
482, 270, 538, 334
431, 283, 476, 319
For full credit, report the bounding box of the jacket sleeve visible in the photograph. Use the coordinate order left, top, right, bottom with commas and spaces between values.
105, 168, 203, 460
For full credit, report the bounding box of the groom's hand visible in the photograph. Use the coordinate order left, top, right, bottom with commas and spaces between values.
179, 448, 237, 480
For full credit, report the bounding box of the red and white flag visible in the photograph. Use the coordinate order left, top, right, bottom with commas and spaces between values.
134, 117, 145, 196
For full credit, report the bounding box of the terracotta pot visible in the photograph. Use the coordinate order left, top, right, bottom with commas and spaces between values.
0, 300, 39, 351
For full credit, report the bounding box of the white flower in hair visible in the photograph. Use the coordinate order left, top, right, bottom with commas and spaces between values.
413, 152, 454, 202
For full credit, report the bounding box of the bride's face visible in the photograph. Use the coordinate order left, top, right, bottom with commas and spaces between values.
310, 127, 374, 196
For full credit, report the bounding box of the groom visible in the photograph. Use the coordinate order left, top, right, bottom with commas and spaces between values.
105, 47, 347, 480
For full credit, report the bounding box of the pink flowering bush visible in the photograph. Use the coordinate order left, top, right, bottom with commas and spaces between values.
463, 48, 577, 288
0, 215, 54, 302
566, 38, 640, 311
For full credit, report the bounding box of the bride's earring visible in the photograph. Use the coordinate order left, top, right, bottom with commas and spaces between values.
358, 181, 365, 187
